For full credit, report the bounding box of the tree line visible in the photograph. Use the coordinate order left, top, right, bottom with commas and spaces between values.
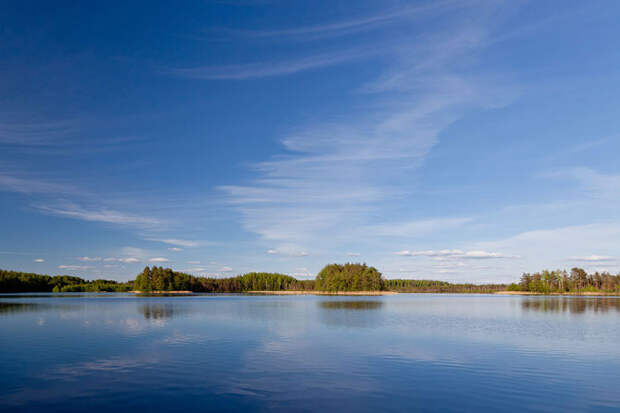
384, 279, 506, 293
2, 265, 619, 294
133, 266, 315, 293
0, 269, 131, 293
508, 268, 620, 293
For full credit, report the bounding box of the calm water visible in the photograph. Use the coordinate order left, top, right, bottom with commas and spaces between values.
1, 294, 619, 412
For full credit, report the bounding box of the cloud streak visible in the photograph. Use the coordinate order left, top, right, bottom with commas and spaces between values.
36, 203, 161, 226
168, 47, 380, 80
394, 249, 519, 259
219, 7, 514, 260
569, 255, 615, 262
58, 265, 92, 270
220, 1, 460, 41
145, 238, 204, 247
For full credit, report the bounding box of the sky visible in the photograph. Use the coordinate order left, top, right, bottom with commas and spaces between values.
1, 0, 620, 283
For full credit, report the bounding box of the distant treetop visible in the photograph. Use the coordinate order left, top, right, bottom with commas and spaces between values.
315, 263, 384, 292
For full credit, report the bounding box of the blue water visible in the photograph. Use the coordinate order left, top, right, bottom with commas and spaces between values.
1, 294, 619, 412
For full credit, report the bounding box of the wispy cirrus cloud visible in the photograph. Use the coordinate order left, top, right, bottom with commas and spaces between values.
77, 256, 101, 262
167, 47, 381, 80
266, 248, 308, 257
466, 223, 620, 280
219, 7, 515, 259
0, 118, 78, 146
370, 217, 472, 237
145, 238, 205, 247
568, 255, 615, 262
58, 265, 92, 271
220, 1, 460, 41
36, 203, 162, 227
104, 257, 140, 263
394, 249, 519, 259
0, 172, 76, 194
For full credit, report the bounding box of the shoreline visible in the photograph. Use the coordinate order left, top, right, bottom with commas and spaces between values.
129, 290, 193, 294
247, 290, 398, 296
82, 290, 620, 297
495, 291, 620, 296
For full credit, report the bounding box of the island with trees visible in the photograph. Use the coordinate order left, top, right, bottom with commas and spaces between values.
505, 268, 620, 294
1, 264, 619, 295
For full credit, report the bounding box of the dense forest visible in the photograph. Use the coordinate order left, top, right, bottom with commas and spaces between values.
0, 269, 131, 293
385, 279, 506, 293
2, 265, 619, 294
133, 266, 314, 293
315, 263, 384, 292
508, 268, 620, 293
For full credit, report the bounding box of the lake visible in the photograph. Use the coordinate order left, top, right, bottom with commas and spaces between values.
1, 294, 619, 412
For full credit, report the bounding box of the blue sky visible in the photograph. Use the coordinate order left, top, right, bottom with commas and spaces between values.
1, 0, 619, 282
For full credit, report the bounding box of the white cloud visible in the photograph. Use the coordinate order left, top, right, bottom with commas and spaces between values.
219, 11, 514, 258
146, 238, 204, 247
468, 223, 620, 280
168, 247, 183, 252
37, 203, 161, 226
371, 217, 472, 237
394, 249, 518, 259
568, 255, 615, 262
149, 257, 169, 263
266, 248, 308, 257
568, 167, 620, 200
219, 266, 233, 272
33, 258, 45, 262
104, 257, 140, 263
58, 265, 92, 270
293, 267, 313, 277
77, 256, 101, 262
0, 173, 75, 194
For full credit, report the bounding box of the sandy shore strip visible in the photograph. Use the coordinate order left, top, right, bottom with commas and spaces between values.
129, 290, 194, 294
495, 291, 620, 296
247, 290, 398, 296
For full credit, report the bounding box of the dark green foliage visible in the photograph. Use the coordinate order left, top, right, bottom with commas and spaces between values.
517, 268, 620, 293
385, 279, 506, 293
0, 270, 131, 292
5, 265, 618, 295
315, 263, 384, 292
133, 267, 314, 292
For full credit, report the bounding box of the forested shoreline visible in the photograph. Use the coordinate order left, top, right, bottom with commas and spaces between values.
507, 268, 620, 294
0, 270, 132, 293
2, 265, 619, 294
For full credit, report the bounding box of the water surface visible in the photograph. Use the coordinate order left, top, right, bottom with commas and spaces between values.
1, 294, 619, 412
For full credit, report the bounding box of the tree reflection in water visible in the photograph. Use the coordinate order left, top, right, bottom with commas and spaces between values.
0, 302, 76, 314
521, 297, 620, 314
139, 303, 175, 320
318, 301, 383, 310
318, 300, 384, 328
